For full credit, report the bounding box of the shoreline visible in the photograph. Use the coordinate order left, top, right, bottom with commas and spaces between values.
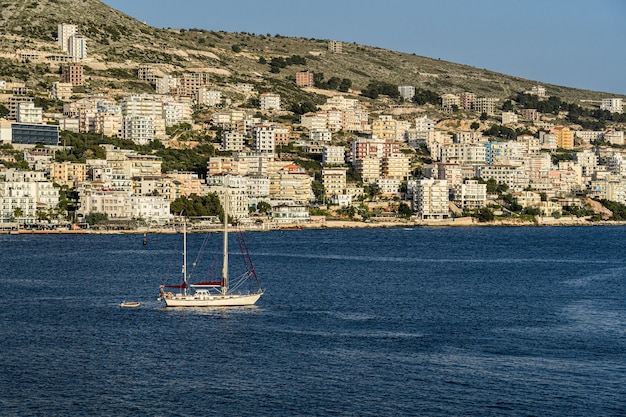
3, 216, 626, 235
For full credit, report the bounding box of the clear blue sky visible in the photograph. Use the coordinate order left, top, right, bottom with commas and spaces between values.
102, 0, 626, 95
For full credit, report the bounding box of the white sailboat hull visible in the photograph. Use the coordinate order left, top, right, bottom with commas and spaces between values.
163, 292, 263, 307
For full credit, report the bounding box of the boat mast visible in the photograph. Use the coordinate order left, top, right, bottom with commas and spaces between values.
222, 191, 229, 295
183, 217, 188, 295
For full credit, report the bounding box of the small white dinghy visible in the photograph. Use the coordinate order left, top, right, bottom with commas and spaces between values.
119, 301, 141, 308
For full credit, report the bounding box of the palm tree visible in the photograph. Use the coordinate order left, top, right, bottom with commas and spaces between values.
13, 207, 24, 219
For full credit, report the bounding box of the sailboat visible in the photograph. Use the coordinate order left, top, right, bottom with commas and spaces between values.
158, 194, 264, 307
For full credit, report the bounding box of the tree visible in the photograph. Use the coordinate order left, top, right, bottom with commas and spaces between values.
170, 193, 222, 217
476, 207, 494, 222
86, 212, 108, 225
13, 207, 24, 219
257, 201, 271, 214
398, 202, 413, 218
470, 121, 480, 130
231, 44, 242, 53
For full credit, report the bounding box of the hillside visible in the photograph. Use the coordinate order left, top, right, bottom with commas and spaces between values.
1, 0, 623, 110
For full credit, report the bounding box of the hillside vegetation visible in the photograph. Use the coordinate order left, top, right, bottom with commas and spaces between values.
0, 0, 623, 108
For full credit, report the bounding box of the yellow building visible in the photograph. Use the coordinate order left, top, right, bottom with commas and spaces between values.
50, 161, 87, 186
552, 126, 574, 149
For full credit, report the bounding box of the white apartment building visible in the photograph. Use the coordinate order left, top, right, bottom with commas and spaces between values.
502, 111, 518, 125
16, 102, 43, 124
322, 167, 347, 197
0, 182, 36, 222
222, 130, 246, 152
122, 115, 154, 145
301, 112, 328, 131
413, 179, 449, 220
162, 100, 192, 126
376, 177, 401, 196
322, 146, 346, 165
68, 34, 87, 61
78, 190, 133, 219
197, 88, 222, 107
600, 98, 623, 114
259, 92, 281, 111
440, 143, 487, 164
477, 165, 530, 191
252, 125, 275, 154
398, 86, 416, 100
155, 75, 178, 95
605, 130, 624, 145
310, 128, 332, 142
415, 116, 436, 132
130, 195, 172, 224
57, 23, 77, 52
452, 179, 487, 209
574, 149, 599, 178
51, 82, 73, 101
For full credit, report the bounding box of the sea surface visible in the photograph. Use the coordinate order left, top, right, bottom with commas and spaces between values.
1, 226, 625, 416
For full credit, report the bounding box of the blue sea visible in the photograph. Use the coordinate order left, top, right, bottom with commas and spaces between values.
1, 226, 625, 416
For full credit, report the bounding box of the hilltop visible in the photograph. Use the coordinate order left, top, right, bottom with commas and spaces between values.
0, 0, 623, 109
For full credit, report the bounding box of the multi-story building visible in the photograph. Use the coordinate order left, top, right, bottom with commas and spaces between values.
268, 164, 314, 205
177, 72, 211, 97
16, 102, 43, 124
382, 153, 411, 180
7, 96, 33, 119
155, 75, 178, 95
354, 155, 381, 184
78, 189, 133, 219
310, 128, 332, 142
322, 167, 347, 197
50, 162, 88, 186
600, 98, 623, 114
451, 179, 487, 209
477, 164, 530, 191
61, 63, 84, 86
122, 115, 154, 145
68, 34, 86, 61
296, 71, 315, 88
252, 125, 275, 154
322, 146, 346, 165
57, 23, 77, 52
222, 130, 246, 152
259, 92, 281, 111
130, 195, 172, 224
50, 82, 73, 101
552, 126, 574, 149
502, 111, 518, 125
162, 100, 192, 126
350, 137, 401, 163
11, 124, 60, 146
474, 97, 497, 115
197, 88, 222, 107
440, 143, 487, 165
441, 93, 460, 112
530, 85, 546, 96
328, 40, 343, 53
415, 115, 436, 132
398, 86, 415, 100
484, 141, 525, 165
459, 92, 476, 110
207, 157, 250, 177
300, 112, 327, 131
413, 179, 449, 220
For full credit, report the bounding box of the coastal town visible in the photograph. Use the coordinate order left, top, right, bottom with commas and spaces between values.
2, 22, 626, 233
